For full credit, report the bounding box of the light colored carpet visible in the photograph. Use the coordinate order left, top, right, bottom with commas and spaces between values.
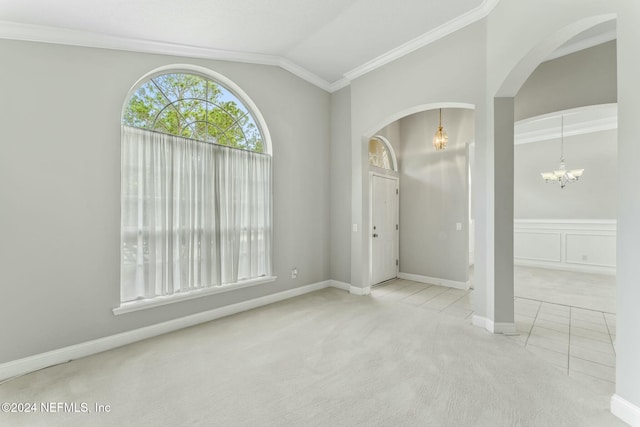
0, 288, 624, 426
514, 266, 616, 313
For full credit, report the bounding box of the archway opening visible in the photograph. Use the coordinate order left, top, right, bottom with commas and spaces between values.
491, 14, 618, 391
362, 105, 476, 309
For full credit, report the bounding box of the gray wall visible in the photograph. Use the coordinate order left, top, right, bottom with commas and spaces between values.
329, 87, 352, 284
399, 108, 473, 283
514, 130, 617, 219
515, 41, 617, 121
348, 20, 486, 295
0, 39, 331, 363
514, 40, 618, 221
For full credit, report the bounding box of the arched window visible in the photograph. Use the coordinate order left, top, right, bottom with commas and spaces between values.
118, 68, 273, 312
368, 136, 396, 171
123, 72, 265, 152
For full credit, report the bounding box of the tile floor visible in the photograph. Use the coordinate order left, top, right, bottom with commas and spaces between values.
371, 278, 617, 395
511, 296, 616, 391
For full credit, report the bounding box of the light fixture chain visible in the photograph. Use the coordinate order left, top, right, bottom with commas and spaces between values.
560, 115, 564, 162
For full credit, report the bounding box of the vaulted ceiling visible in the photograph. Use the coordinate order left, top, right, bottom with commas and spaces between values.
0, 0, 615, 91
0, 0, 491, 90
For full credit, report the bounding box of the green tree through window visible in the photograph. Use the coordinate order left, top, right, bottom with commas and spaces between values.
123, 73, 264, 152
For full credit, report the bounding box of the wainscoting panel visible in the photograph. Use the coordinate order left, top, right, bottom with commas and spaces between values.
514, 220, 616, 275
565, 233, 616, 268
514, 232, 562, 263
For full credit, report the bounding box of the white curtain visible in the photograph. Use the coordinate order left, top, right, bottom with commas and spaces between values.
121, 126, 271, 302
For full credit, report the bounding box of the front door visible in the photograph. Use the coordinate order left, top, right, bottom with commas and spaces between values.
371, 174, 399, 285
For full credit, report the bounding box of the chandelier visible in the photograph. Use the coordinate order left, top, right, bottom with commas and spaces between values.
540, 115, 584, 188
433, 108, 448, 151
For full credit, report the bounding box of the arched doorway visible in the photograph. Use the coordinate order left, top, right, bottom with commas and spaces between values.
487, 9, 619, 405
476, 14, 618, 335
357, 104, 476, 296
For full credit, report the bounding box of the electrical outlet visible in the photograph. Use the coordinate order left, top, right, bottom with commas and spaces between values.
581, 254, 588, 261
291, 268, 298, 279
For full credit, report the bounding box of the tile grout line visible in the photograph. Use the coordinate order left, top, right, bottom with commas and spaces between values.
570, 354, 616, 369
378, 280, 421, 299
438, 291, 469, 312
416, 286, 451, 308
567, 306, 572, 376
602, 311, 616, 355
569, 369, 616, 385
515, 296, 615, 315
398, 284, 437, 302
523, 300, 542, 348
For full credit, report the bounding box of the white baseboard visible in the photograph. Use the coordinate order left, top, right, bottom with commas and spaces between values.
329, 280, 351, 291
514, 259, 615, 276
0, 280, 334, 382
472, 315, 517, 335
472, 314, 486, 328
399, 272, 470, 290
349, 285, 371, 296
611, 394, 640, 426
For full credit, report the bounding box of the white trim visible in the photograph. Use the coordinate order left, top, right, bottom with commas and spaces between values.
0, 20, 333, 93
329, 280, 351, 291
370, 135, 399, 172
329, 78, 351, 93
349, 286, 371, 296
343, 0, 500, 81
514, 219, 616, 275
515, 218, 617, 227
472, 315, 517, 335
611, 394, 640, 427
369, 173, 400, 286
0, 0, 499, 94
276, 57, 333, 92
514, 104, 617, 145
1, 280, 334, 382
515, 117, 617, 145
399, 272, 470, 290
113, 276, 277, 315
472, 314, 489, 329
514, 259, 616, 276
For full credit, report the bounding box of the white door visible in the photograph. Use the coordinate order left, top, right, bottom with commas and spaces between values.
371, 174, 399, 285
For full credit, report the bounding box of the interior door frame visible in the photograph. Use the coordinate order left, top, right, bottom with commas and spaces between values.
369, 171, 400, 286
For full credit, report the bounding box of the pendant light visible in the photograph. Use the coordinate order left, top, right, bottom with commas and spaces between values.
433, 108, 448, 151
540, 115, 584, 188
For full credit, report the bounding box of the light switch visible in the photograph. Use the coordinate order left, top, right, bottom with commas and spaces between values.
456, 222, 462, 231
353, 224, 358, 232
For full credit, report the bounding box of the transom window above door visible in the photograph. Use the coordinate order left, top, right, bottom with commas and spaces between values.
368, 136, 396, 171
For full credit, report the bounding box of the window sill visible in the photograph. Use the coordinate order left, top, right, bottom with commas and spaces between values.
112, 276, 277, 315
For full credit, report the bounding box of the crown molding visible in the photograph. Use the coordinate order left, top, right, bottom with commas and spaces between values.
515, 104, 617, 144
0, 20, 334, 92
342, 0, 500, 81
275, 57, 333, 92
328, 77, 351, 93
0, 1, 500, 94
